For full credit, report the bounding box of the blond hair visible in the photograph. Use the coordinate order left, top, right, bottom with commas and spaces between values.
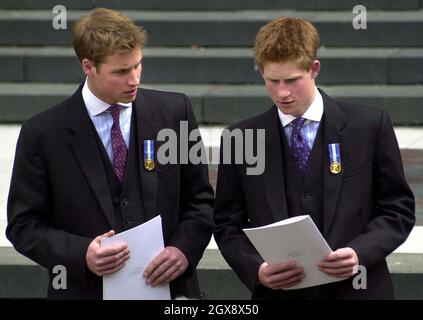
254, 17, 320, 71
72, 8, 147, 67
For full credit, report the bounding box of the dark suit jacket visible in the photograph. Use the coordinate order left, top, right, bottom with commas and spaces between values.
214, 90, 415, 299
7, 85, 214, 299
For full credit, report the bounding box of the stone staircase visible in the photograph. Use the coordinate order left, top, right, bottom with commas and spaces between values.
0, 0, 423, 124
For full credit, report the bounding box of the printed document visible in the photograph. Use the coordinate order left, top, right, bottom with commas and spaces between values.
243, 215, 346, 289
101, 215, 171, 300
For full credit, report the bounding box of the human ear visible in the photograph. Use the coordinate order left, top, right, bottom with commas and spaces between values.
81, 58, 96, 76
310, 60, 321, 79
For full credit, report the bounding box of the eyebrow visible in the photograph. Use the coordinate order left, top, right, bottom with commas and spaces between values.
113, 59, 142, 73
266, 75, 300, 82
285, 75, 301, 81
287, 72, 303, 78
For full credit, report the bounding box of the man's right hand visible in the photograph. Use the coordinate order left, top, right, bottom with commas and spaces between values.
86, 230, 130, 276
258, 261, 305, 290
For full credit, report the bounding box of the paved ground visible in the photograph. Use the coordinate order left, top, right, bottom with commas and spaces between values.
1, 124, 422, 252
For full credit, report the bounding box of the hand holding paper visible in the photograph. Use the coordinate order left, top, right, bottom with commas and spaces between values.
317, 247, 359, 278
101, 216, 171, 300
86, 230, 130, 277
243, 215, 348, 289
258, 260, 305, 290
144, 246, 189, 286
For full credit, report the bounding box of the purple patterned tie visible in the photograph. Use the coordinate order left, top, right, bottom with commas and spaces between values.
108, 104, 127, 182
290, 117, 311, 176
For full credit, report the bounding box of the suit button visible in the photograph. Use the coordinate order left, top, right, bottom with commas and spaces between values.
125, 217, 133, 225
304, 193, 312, 199
120, 198, 128, 206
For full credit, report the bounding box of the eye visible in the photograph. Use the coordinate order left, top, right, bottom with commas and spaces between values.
286, 77, 300, 84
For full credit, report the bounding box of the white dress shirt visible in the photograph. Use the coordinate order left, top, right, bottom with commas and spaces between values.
278, 87, 324, 150
82, 80, 132, 163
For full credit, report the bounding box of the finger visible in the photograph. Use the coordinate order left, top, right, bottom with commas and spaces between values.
96, 249, 130, 268
164, 267, 183, 283
274, 280, 303, 290
318, 258, 356, 269
144, 251, 168, 277
266, 261, 297, 275
151, 265, 180, 286
322, 252, 340, 262
335, 271, 358, 278
98, 260, 126, 276
146, 258, 174, 284
323, 249, 352, 262
95, 230, 115, 242
96, 248, 130, 266
97, 244, 128, 258
322, 271, 353, 278
266, 267, 304, 284
272, 273, 305, 289
97, 255, 128, 272
97, 255, 129, 272
102, 230, 115, 237
319, 266, 355, 276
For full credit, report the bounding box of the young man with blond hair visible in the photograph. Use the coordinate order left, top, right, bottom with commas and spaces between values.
7, 8, 214, 299
214, 17, 415, 299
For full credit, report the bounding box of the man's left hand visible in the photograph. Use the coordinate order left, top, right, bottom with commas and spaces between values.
144, 246, 189, 286
317, 247, 359, 278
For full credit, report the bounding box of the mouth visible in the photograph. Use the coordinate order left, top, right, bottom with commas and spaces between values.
124, 88, 138, 96
278, 100, 294, 106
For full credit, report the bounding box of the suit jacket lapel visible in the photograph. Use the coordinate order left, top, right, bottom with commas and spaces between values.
66, 85, 117, 229
263, 106, 289, 222
134, 89, 159, 222
320, 90, 348, 237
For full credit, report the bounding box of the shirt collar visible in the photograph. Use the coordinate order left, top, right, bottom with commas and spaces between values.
278, 87, 324, 127
82, 78, 132, 117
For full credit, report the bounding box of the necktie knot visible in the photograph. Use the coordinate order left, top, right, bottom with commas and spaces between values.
108, 104, 122, 123
291, 117, 306, 134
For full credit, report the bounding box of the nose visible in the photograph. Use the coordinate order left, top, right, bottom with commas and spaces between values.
128, 66, 141, 86
277, 83, 290, 99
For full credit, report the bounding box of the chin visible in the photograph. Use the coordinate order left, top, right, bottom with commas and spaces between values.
277, 106, 294, 115
121, 97, 136, 103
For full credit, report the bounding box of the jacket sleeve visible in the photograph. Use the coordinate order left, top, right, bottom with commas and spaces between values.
213, 134, 264, 292
6, 121, 92, 285
166, 94, 215, 272
346, 111, 415, 268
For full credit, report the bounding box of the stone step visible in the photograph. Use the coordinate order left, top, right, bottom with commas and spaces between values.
1, 47, 423, 85
1, 83, 423, 125
0, 247, 422, 299
1, 10, 423, 47
1, 0, 421, 10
